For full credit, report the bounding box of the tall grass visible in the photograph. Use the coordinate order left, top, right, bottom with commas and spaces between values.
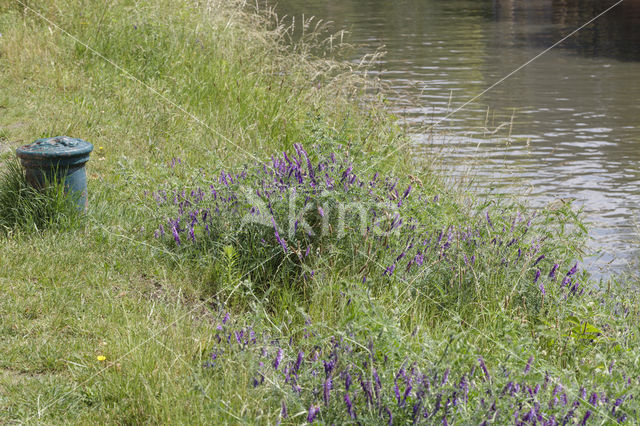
0, 160, 81, 234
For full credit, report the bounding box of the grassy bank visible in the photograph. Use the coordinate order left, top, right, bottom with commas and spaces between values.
1, 0, 639, 424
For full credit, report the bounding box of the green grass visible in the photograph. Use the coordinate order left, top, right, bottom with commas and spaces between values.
1, 0, 639, 424
0, 159, 81, 234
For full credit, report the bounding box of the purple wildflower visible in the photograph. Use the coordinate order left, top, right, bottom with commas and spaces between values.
359, 376, 373, 406
172, 225, 181, 245
294, 351, 304, 373
373, 369, 382, 400
478, 357, 491, 382
273, 349, 283, 370
307, 405, 319, 423
345, 372, 352, 391
403, 185, 412, 199
385, 406, 392, 426
401, 379, 413, 407
533, 254, 545, 266
534, 269, 541, 284
345, 392, 356, 419
524, 356, 534, 375
442, 368, 450, 385
271, 217, 287, 252
323, 378, 332, 406
486, 211, 494, 229
384, 263, 396, 276
552, 384, 562, 396
412, 402, 422, 421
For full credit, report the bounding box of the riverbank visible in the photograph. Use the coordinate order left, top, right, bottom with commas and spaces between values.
1, 0, 639, 423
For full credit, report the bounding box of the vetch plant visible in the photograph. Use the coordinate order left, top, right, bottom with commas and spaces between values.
204, 311, 635, 424
149, 143, 587, 321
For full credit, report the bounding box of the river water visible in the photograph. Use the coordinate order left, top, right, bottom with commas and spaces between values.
273, 0, 640, 276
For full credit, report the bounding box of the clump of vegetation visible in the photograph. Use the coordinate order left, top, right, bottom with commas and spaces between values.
0, 160, 81, 235
149, 139, 587, 324
204, 308, 634, 424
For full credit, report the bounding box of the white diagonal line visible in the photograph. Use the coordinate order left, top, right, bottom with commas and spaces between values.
363, 0, 626, 174
14, 0, 262, 170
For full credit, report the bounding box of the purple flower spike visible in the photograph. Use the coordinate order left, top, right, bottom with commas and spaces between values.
478, 357, 491, 382
345, 372, 352, 391
307, 405, 319, 423
401, 380, 413, 407
384, 263, 396, 276
323, 378, 332, 406
549, 263, 559, 279
524, 356, 534, 375
294, 351, 304, 373
172, 225, 181, 246
403, 185, 412, 199
318, 206, 324, 217
345, 392, 356, 419
385, 406, 392, 426
273, 348, 283, 370
533, 269, 541, 284
271, 217, 287, 253
486, 211, 494, 229
281, 401, 288, 419
373, 369, 382, 398
394, 380, 401, 404
442, 368, 450, 385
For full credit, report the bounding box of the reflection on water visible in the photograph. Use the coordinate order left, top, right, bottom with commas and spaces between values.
273, 0, 640, 276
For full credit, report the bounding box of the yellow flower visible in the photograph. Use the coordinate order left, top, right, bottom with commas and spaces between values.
97, 355, 106, 361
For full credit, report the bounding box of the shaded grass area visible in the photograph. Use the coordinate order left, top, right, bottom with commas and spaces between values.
0, 0, 639, 424
0, 160, 81, 234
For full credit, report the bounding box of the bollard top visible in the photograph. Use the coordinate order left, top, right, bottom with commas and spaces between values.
16, 136, 94, 160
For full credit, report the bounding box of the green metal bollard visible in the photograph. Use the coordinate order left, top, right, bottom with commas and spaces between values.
16, 136, 94, 210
